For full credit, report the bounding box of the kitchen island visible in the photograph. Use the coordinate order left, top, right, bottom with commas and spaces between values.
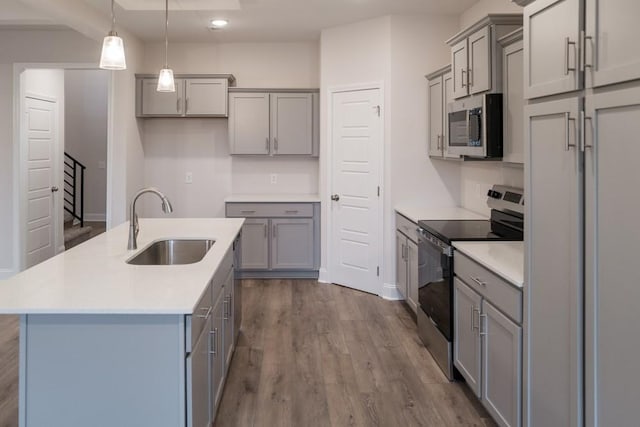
0, 218, 244, 427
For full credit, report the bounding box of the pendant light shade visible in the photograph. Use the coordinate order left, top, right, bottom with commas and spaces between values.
157, 68, 176, 92
100, 0, 126, 70
157, 0, 175, 92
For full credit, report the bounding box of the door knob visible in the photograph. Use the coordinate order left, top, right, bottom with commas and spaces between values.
51, 186, 59, 193
331, 194, 340, 201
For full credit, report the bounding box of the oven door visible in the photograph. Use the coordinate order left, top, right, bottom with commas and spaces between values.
418, 230, 453, 340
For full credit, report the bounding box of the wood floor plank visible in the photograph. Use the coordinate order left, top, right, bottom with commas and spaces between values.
0, 315, 19, 427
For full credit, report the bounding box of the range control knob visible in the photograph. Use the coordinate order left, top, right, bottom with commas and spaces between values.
487, 190, 502, 199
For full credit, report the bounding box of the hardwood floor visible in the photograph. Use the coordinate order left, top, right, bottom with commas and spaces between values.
216, 280, 495, 427
0, 280, 495, 427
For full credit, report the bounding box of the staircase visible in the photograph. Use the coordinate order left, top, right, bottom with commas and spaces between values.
63, 153, 92, 249
64, 217, 93, 250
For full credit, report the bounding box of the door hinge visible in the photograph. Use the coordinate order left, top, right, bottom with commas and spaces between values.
374, 105, 381, 117
377, 186, 380, 197
377, 266, 380, 276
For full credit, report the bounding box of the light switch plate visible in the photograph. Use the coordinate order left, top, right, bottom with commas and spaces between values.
270, 174, 277, 184
185, 172, 193, 184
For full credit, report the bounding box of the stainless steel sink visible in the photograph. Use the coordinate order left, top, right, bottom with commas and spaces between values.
126, 239, 215, 265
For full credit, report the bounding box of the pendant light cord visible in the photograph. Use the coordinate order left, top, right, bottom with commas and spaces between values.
110, 0, 116, 34
164, 0, 169, 68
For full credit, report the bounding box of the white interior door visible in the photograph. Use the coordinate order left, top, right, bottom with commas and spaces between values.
330, 88, 381, 295
24, 96, 58, 268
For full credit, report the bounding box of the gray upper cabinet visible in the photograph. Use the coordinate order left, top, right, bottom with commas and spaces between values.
525, 97, 582, 427
426, 66, 458, 159
270, 93, 313, 155
524, 0, 581, 98
584, 85, 640, 427
447, 14, 523, 100
228, 93, 270, 155
271, 218, 314, 269
454, 277, 482, 397
229, 90, 319, 156
136, 74, 234, 118
585, 0, 640, 88
239, 218, 269, 270
500, 30, 524, 164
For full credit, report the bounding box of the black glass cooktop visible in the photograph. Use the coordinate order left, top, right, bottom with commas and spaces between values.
417, 219, 521, 244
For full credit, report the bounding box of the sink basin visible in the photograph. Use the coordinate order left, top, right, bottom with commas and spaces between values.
126, 239, 215, 265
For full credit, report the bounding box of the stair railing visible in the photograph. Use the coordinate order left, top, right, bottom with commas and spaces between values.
63, 152, 86, 227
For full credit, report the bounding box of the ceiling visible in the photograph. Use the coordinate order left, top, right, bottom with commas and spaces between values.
83, 0, 479, 43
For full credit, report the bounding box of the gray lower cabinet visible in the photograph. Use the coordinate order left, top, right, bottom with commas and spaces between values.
454, 252, 522, 427
396, 231, 409, 300
223, 268, 234, 372
210, 291, 225, 415
227, 202, 320, 278
186, 326, 210, 427
395, 213, 420, 313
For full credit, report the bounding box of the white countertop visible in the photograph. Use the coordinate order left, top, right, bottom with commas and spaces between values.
225, 194, 320, 203
395, 204, 487, 223
453, 241, 524, 288
0, 218, 244, 315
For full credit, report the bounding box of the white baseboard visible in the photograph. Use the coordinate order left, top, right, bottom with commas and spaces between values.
317, 267, 330, 283
0, 268, 15, 280
382, 282, 403, 300
84, 213, 106, 222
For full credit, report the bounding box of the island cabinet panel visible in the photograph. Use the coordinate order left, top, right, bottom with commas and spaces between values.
210, 291, 225, 416
187, 327, 211, 427
21, 314, 186, 427
223, 268, 235, 372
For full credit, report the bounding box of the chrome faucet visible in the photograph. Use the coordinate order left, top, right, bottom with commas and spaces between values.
128, 187, 173, 250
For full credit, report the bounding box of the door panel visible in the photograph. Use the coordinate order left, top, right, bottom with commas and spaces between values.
428, 77, 443, 157
452, 39, 468, 99
503, 40, 525, 164
25, 96, 57, 268
210, 294, 225, 417
524, 0, 581, 99
141, 78, 183, 115
187, 329, 210, 427
330, 88, 381, 294
239, 219, 269, 270
228, 93, 270, 154
453, 278, 482, 397
482, 300, 522, 427
271, 218, 314, 270
586, 0, 640, 88
585, 85, 640, 427
270, 93, 313, 155
525, 97, 582, 427
469, 26, 491, 94
185, 79, 227, 116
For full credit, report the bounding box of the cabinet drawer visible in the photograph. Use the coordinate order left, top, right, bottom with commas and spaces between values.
454, 251, 522, 323
186, 282, 213, 352
226, 202, 313, 218
395, 213, 420, 243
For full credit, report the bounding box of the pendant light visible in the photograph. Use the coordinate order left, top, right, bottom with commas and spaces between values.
99, 0, 127, 70
157, 0, 175, 92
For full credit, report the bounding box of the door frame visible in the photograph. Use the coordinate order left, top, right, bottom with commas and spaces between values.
12, 63, 114, 273
325, 81, 385, 295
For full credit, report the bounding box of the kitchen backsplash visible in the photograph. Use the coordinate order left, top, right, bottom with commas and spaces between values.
460, 162, 524, 216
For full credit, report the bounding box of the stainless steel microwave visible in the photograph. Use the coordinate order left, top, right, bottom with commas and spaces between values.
447, 93, 503, 158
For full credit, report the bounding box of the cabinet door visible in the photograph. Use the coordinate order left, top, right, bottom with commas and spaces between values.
524, 0, 581, 99
482, 300, 522, 427
223, 269, 234, 372
239, 219, 269, 270
585, 85, 640, 427
468, 26, 492, 95
525, 97, 582, 427
406, 239, 419, 313
210, 294, 225, 416
186, 329, 211, 427
454, 278, 482, 398
270, 93, 313, 155
442, 71, 459, 159
585, 0, 640, 88
228, 92, 270, 155
502, 40, 525, 164
452, 39, 469, 99
185, 78, 228, 116
141, 78, 184, 116
428, 77, 444, 157
395, 232, 408, 300
271, 218, 314, 270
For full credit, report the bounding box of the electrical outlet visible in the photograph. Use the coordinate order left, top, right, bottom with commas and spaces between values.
185, 172, 193, 184
270, 174, 277, 184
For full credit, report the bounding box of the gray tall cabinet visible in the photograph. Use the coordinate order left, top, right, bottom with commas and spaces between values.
524, 0, 640, 426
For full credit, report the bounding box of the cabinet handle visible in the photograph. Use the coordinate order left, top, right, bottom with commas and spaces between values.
285, 210, 298, 214
274, 137, 278, 152
176, 98, 180, 112
471, 276, 486, 287
196, 306, 212, 319
223, 298, 229, 320
209, 329, 217, 355
565, 112, 577, 151
436, 135, 441, 150
185, 98, 189, 113
467, 68, 473, 87
240, 210, 256, 214
583, 115, 593, 150
471, 306, 480, 332
264, 223, 267, 238
461, 69, 467, 88
583, 33, 594, 70
265, 137, 270, 153
273, 224, 277, 238
564, 37, 577, 75
479, 314, 488, 336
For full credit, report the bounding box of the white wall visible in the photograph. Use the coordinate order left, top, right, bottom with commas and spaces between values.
460, 0, 522, 28
141, 42, 320, 218
21, 68, 66, 257
64, 69, 109, 221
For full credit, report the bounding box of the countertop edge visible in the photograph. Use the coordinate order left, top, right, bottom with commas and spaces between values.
453, 242, 524, 288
